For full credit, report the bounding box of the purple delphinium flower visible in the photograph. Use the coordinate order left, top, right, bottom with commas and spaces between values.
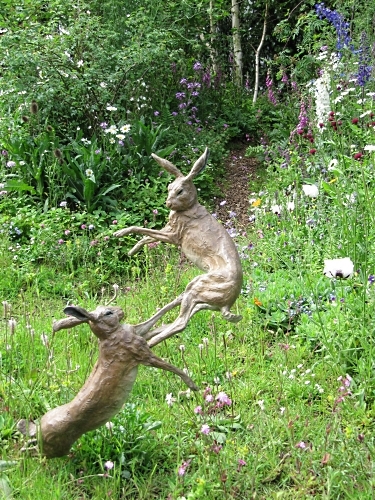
171, 111, 178, 116
154, 111, 160, 116
176, 92, 186, 100
315, 3, 352, 54
202, 71, 211, 87
1, 150, 8, 156
266, 74, 277, 105
179, 102, 187, 109
357, 31, 372, 87
100, 122, 108, 129
180, 78, 188, 85
193, 61, 202, 71
368, 275, 375, 284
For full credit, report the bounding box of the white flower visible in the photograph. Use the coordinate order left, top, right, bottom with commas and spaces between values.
105, 125, 118, 134
287, 201, 295, 211
256, 400, 265, 411
81, 138, 91, 145
106, 105, 117, 111
120, 124, 131, 133
328, 159, 338, 170
302, 184, 319, 198
165, 393, 176, 406
270, 204, 281, 215
323, 257, 354, 279
105, 421, 114, 430
116, 134, 125, 140
364, 145, 375, 152
60, 201, 67, 207
109, 138, 115, 144
85, 169, 94, 177
77, 60, 84, 68
100, 82, 107, 88
360, 110, 372, 118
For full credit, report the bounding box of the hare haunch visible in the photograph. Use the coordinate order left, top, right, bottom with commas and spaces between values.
17, 304, 198, 458
114, 148, 243, 347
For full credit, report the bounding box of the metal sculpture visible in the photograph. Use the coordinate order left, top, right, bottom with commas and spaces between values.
17, 304, 198, 458
114, 148, 243, 347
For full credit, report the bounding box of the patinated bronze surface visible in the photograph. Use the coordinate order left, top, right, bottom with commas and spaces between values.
114, 148, 243, 346
17, 304, 198, 458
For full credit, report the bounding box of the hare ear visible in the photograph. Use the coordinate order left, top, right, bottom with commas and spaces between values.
151, 153, 183, 177
186, 148, 209, 181
63, 306, 94, 322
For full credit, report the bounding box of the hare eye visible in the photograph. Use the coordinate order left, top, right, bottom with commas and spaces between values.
177, 189, 183, 195
104, 310, 113, 316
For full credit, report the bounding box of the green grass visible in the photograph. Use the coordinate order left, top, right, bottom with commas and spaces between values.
1, 242, 375, 499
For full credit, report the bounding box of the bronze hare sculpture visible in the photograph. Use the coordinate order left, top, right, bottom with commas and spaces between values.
18, 304, 198, 458
114, 148, 243, 347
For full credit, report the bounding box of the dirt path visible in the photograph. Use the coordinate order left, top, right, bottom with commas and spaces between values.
214, 144, 259, 229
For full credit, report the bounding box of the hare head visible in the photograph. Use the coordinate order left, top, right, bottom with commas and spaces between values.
63, 305, 124, 339
151, 148, 209, 212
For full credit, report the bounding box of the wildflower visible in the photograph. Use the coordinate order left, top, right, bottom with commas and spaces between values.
100, 82, 107, 88
8, 318, 16, 334
106, 105, 117, 111
60, 201, 67, 207
178, 459, 191, 476
364, 145, 375, 152
179, 344, 186, 351
201, 424, 210, 435
165, 393, 176, 406
58, 239, 64, 244
81, 224, 87, 229
100, 122, 108, 129
77, 59, 84, 67
270, 204, 281, 215
202, 337, 209, 345
256, 400, 265, 411
105, 421, 114, 430
223, 123, 229, 129
104, 460, 114, 470
368, 275, 375, 284
237, 459, 247, 470
205, 394, 214, 403
309, 148, 317, 154
153, 209, 158, 215
323, 257, 354, 279
112, 220, 118, 224
194, 405, 203, 414
88, 224, 95, 230
193, 61, 203, 71
216, 392, 232, 406
171, 111, 178, 116
302, 184, 319, 198
1, 150, 8, 156
287, 201, 295, 211
116, 134, 125, 140
353, 152, 363, 160
104, 125, 118, 134
280, 407, 286, 415
220, 200, 227, 206
315, 3, 351, 54
296, 441, 306, 449
357, 31, 372, 87
352, 117, 359, 124
41, 333, 49, 347
211, 444, 222, 454
154, 111, 159, 116
90, 240, 98, 246
85, 169, 94, 177
6, 161, 16, 168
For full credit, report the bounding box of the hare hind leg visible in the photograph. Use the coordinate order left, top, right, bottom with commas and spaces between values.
221, 306, 242, 323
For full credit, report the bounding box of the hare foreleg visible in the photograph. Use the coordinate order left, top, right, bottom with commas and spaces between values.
144, 354, 199, 391
114, 227, 178, 246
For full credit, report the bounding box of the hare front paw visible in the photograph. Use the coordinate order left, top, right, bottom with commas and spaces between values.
113, 227, 135, 238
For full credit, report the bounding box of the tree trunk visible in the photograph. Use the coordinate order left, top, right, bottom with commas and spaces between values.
253, 2, 268, 104
231, 0, 243, 86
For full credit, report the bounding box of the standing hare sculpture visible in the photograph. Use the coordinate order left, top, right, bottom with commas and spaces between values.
114, 148, 243, 347
18, 304, 198, 458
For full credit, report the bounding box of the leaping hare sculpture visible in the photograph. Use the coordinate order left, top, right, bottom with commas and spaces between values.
18, 304, 198, 458
114, 148, 243, 347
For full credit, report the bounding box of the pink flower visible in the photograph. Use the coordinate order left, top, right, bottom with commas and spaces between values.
216, 392, 232, 406
211, 444, 222, 454
112, 220, 118, 225
205, 394, 214, 403
90, 240, 98, 246
178, 459, 191, 476
194, 405, 203, 414
296, 441, 306, 449
237, 458, 247, 470
201, 424, 210, 435
81, 224, 87, 229
104, 236, 110, 241
104, 460, 114, 470
64, 230, 70, 235
58, 239, 64, 244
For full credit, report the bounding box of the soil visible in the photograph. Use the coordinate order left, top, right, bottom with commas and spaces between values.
214, 143, 259, 228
